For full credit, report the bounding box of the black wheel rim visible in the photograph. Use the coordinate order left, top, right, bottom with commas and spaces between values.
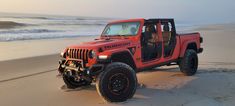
189, 56, 197, 70
108, 73, 130, 95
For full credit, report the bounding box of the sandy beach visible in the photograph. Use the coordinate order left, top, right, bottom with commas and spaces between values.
0, 36, 97, 61
0, 24, 235, 106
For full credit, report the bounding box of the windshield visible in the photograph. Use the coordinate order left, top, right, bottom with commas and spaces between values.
102, 22, 140, 36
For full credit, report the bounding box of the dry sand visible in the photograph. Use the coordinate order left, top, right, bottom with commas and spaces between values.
0, 24, 235, 106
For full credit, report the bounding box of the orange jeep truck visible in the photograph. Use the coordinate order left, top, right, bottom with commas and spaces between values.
58, 18, 203, 102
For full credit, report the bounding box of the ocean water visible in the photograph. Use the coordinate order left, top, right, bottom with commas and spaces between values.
0, 13, 112, 41
0, 13, 202, 42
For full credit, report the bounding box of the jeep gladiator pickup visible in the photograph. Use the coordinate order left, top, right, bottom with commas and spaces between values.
58, 18, 203, 102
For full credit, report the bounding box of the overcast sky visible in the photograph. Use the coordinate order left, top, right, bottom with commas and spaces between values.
0, 0, 234, 23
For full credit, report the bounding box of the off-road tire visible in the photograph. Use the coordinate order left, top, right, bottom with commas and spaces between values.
179, 49, 198, 76
96, 62, 137, 102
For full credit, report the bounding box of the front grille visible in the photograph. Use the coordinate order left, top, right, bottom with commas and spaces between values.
67, 48, 91, 63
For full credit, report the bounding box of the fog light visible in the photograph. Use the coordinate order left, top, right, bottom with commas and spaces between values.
87, 70, 90, 75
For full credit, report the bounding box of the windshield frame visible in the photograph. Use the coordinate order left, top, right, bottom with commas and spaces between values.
101, 21, 141, 37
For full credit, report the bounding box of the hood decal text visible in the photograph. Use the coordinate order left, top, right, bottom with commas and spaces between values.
104, 42, 130, 49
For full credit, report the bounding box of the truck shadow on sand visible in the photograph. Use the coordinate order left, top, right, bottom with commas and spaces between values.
132, 67, 235, 105
60, 66, 235, 105
59, 67, 179, 92
60, 84, 96, 92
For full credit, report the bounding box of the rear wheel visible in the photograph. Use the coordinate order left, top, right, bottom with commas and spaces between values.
96, 62, 137, 102
179, 49, 198, 76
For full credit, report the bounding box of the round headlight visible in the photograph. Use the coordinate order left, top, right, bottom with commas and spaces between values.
60, 49, 68, 58
60, 52, 64, 57
89, 50, 96, 58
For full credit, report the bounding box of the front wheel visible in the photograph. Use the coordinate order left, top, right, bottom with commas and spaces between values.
178, 49, 198, 76
96, 62, 137, 102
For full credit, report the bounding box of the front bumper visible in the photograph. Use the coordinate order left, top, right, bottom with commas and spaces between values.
58, 59, 104, 76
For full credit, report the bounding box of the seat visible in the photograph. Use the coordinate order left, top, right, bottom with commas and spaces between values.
162, 25, 171, 46
162, 32, 171, 46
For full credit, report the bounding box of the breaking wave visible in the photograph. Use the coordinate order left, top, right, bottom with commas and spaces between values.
0, 21, 26, 29
0, 13, 110, 41
0, 29, 62, 34
0, 33, 98, 41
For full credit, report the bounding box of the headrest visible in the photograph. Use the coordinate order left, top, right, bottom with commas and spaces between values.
145, 25, 156, 33
163, 25, 169, 32
130, 27, 137, 35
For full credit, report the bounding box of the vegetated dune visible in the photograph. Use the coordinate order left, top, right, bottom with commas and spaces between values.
0, 21, 25, 29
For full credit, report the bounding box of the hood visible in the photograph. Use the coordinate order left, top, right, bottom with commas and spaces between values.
67, 38, 132, 51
